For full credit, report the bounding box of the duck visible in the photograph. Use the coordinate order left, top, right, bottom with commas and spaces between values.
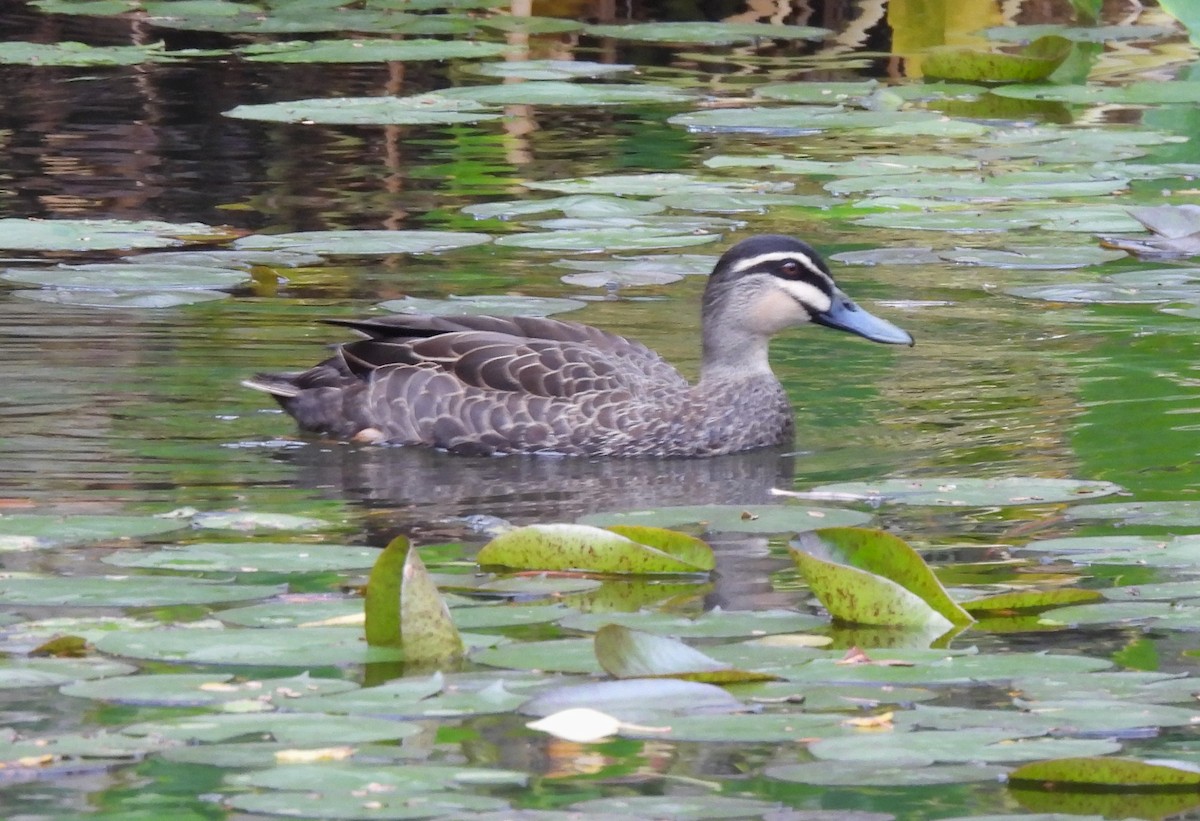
244, 234, 913, 457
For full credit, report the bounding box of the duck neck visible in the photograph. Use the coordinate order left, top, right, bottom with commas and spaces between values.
699, 321, 774, 384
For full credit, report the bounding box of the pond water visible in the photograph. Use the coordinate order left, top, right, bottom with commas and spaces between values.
4, 0, 1200, 819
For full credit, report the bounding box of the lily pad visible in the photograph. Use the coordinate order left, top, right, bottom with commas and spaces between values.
0, 218, 229, 251
558, 608, 824, 637
940, 245, 1127, 269
525, 173, 791, 197
465, 60, 631, 80
233, 230, 491, 255
808, 477, 1122, 506
1024, 534, 1200, 567
791, 528, 974, 629
0, 576, 282, 607
994, 81, 1200, 104
11, 288, 230, 308
225, 95, 504, 125
190, 511, 331, 531
476, 524, 714, 574
0, 514, 186, 550
831, 248, 945, 266
752, 80, 880, 104
378, 294, 586, 317
577, 504, 871, 533
584, 22, 829, 45
225, 791, 509, 820
594, 624, 776, 683
1009, 756, 1200, 788
519, 677, 745, 720
922, 36, 1072, 84
60, 672, 358, 706
670, 106, 940, 135
364, 535, 463, 664
439, 82, 693, 106
809, 730, 1118, 765
103, 543, 379, 573
122, 713, 419, 745
0, 41, 180, 66
463, 195, 664, 221
238, 38, 509, 63
493, 229, 720, 252
766, 760, 1009, 787
0, 658, 137, 690
1066, 500, 1200, 526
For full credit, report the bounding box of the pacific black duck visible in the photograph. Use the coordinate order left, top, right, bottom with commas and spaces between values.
245, 234, 913, 457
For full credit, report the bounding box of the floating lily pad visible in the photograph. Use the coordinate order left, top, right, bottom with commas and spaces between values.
96, 626, 485, 666
61, 672, 358, 706
494, 228, 719, 252
520, 677, 745, 720
984, 24, 1175, 43
752, 80, 880, 104
594, 624, 776, 683
226, 791, 508, 820
123, 712, 419, 745
0, 514, 186, 550
233, 230, 490, 255
0, 218, 228, 251
218, 598, 563, 630
0, 41, 181, 66
526, 173, 791, 197
477, 16, 582, 34
670, 106, 940, 135
305, 676, 528, 719
1066, 500, 1200, 526
0, 658, 137, 690
477, 524, 713, 574
378, 294, 586, 317
766, 760, 1009, 786
829, 171, 1130, 201
652, 191, 833, 213
190, 511, 332, 531
238, 38, 509, 63
994, 81, 1200, 104
585, 22, 829, 45
0, 576, 282, 607
465, 60, 633, 80
103, 543, 379, 573
1006, 282, 1200, 304
1025, 534, 1200, 567
463, 195, 664, 221
940, 245, 1127, 269
1009, 756, 1200, 788
810, 729, 1118, 765
831, 248, 945, 266
706, 153, 977, 176
558, 608, 824, 637
1038, 600, 1200, 627
579, 504, 871, 533
808, 477, 1122, 506
853, 210, 1042, 233
473, 637, 601, 674
922, 36, 1072, 84
11, 288, 230, 308
439, 82, 693, 106
559, 268, 683, 288
225, 95, 504, 125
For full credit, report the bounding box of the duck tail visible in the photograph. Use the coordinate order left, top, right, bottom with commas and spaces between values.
242, 373, 302, 399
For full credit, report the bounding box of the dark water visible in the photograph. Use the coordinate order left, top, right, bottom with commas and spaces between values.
3, 0, 1200, 818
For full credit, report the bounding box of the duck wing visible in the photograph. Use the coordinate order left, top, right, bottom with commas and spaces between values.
328, 314, 688, 398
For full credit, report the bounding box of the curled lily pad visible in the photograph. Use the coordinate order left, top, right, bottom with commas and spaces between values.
922, 36, 1072, 84
585, 21, 829, 45
225, 95, 503, 125
809, 477, 1122, 506
477, 524, 714, 574
238, 39, 509, 63
594, 624, 777, 683
378, 294, 585, 317
364, 535, 463, 664
790, 527, 974, 629
233, 230, 491, 255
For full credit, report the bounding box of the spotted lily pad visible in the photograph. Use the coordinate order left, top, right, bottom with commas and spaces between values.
1009, 756, 1200, 788
477, 524, 714, 574
808, 477, 1122, 506
922, 36, 1072, 84
585, 22, 829, 45
364, 535, 463, 664
233, 229, 490, 255
378, 294, 585, 317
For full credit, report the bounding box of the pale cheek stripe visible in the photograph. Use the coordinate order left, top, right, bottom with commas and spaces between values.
730, 251, 829, 280
778, 279, 832, 313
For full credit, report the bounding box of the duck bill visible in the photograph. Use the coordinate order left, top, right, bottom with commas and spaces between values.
813, 290, 914, 346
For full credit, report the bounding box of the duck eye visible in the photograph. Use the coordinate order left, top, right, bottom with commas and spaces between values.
780, 260, 800, 276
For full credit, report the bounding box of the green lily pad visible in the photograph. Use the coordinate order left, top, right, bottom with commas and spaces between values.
0, 41, 180, 66
473, 637, 601, 674
463, 195, 664, 221
378, 294, 586, 317
558, 608, 824, 637
831, 247, 945, 266
11, 289, 230, 308
94, 626, 497, 666
476, 16, 582, 34
808, 477, 1122, 506
922, 36, 1072, 84
940, 245, 1127, 269
670, 106, 940, 135
594, 624, 777, 683
1006, 282, 1200, 304
477, 524, 714, 574
0, 658, 137, 690
791, 527, 974, 629
225, 791, 508, 820
238, 38, 509, 63
231, 761, 527, 790
765, 760, 1009, 786
577, 504, 871, 533
2, 263, 246, 292
305, 675, 529, 719
961, 588, 1103, 614
465, 60, 630, 80
123, 712, 420, 745
225, 94, 504, 125
1025, 534, 1200, 567
994, 81, 1200, 104
706, 153, 977, 176
519, 677, 745, 720
0, 218, 228, 251
1067, 500, 1200, 526
853, 210, 1042, 233
1009, 756, 1200, 788
810, 730, 1118, 765
365, 535, 463, 664
493, 229, 720, 252
0, 730, 178, 775
1038, 600, 1200, 627
0, 576, 282, 607
103, 543, 379, 573
652, 191, 833, 213
61, 672, 358, 706
217, 597, 564, 630
552, 254, 717, 279
984, 24, 1175, 43
0, 514, 186, 550
233, 230, 491, 255
525, 173, 791, 197
439, 82, 693, 106
752, 80, 880, 103
829, 171, 1130, 201
190, 511, 332, 530
584, 22, 829, 45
